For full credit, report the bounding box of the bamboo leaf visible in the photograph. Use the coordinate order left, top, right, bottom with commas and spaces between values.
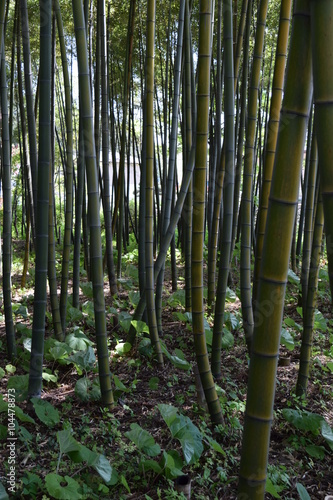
31, 398, 60, 427
12, 304, 29, 318
206, 436, 226, 456
129, 291, 140, 307
168, 354, 191, 371
115, 342, 132, 355
296, 483, 311, 500
0, 425, 6, 440
265, 478, 281, 498
47, 345, 71, 362
225, 312, 240, 331
7, 374, 29, 401
284, 317, 302, 331
222, 328, 234, 349
327, 362, 333, 373
226, 287, 237, 302
138, 338, 153, 357
321, 421, 333, 450
14, 407, 35, 424
305, 445, 325, 459
125, 423, 161, 457
66, 346, 96, 371
75, 377, 101, 402
120, 475, 131, 493
282, 409, 324, 434
141, 459, 162, 474
160, 343, 191, 370
113, 374, 129, 393
280, 328, 295, 350
80, 281, 93, 298
66, 305, 83, 323
106, 468, 119, 486
65, 330, 93, 351
45, 474, 82, 500
313, 310, 327, 332
167, 290, 186, 308
0, 481, 9, 500
23, 338, 32, 352
125, 264, 139, 283
158, 404, 203, 464
148, 377, 159, 390
119, 312, 133, 332
287, 269, 300, 284
57, 430, 81, 455
131, 320, 149, 334
161, 450, 183, 478
158, 404, 179, 429
89, 454, 112, 483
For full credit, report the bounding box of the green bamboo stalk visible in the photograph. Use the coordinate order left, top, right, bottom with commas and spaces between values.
127, 145, 196, 345
55, 0, 74, 331
47, 9, 63, 341
73, 0, 89, 309
156, 0, 185, 333
94, 1, 101, 169
238, 0, 312, 495
72, 120, 85, 309
144, 0, 164, 366
231, 0, 252, 261
311, 0, 333, 301
28, 0, 52, 397
296, 192, 323, 398
233, 0, 248, 86
253, 0, 292, 305
1, 40, 16, 359
192, 0, 223, 425
207, 0, 221, 247
72, 0, 113, 406
211, 0, 235, 379
240, 0, 269, 348
0, 2, 6, 65
301, 128, 317, 310
100, 0, 117, 295
296, 111, 313, 267
183, 0, 194, 312
116, 0, 136, 279
48, 165, 63, 340
16, 10, 32, 289
20, 0, 38, 238
207, 0, 248, 309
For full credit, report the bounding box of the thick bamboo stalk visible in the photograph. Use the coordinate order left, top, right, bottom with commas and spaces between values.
238, 0, 312, 495
192, 0, 223, 424
1, 41, 16, 359
296, 193, 324, 397
301, 129, 318, 310
253, 0, 292, 304
55, 0, 74, 330
20, 0, 38, 237
311, 0, 333, 301
72, 0, 113, 406
144, 0, 164, 366
100, 0, 117, 294
28, 0, 52, 397
156, 0, 185, 333
211, 0, 235, 379
240, 0, 269, 349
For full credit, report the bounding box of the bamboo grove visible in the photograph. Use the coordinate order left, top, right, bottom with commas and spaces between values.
0, 0, 332, 497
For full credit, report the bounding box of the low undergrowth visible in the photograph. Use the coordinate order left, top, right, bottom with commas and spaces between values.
0, 242, 332, 499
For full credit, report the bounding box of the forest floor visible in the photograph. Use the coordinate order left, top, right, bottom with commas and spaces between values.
0, 242, 333, 499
